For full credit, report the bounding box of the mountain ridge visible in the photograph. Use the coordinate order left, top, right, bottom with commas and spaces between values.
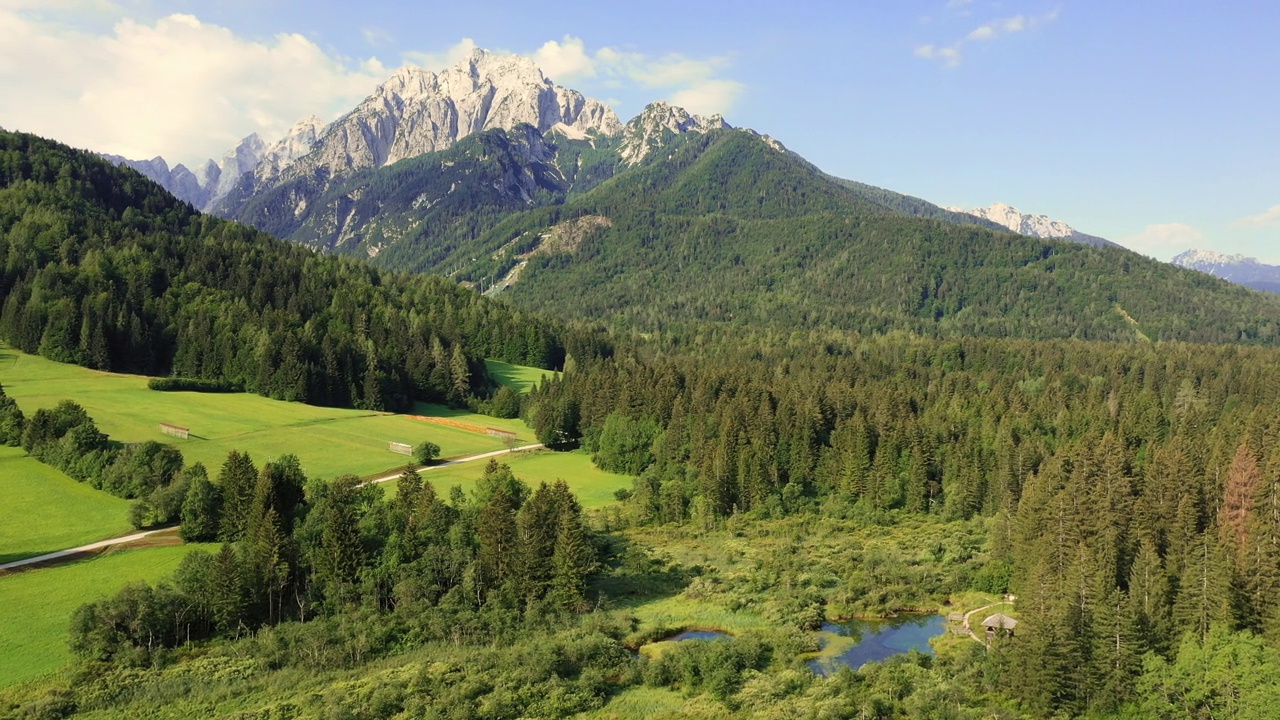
945, 202, 1116, 247
1173, 249, 1280, 293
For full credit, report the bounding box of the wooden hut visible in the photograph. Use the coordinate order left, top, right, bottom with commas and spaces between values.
981, 613, 1018, 641
159, 422, 190, 440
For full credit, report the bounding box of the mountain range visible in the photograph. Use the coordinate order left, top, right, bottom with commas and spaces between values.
1172, 249, 1280, 293
90, 48, 1280, 345
945, 202, 1116, 247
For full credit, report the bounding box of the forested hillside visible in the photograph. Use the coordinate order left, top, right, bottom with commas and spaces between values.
8, 127, 1280, 719
0, 131, 586, 411
524, 331, 1280, 715
493, 130, 1280, 344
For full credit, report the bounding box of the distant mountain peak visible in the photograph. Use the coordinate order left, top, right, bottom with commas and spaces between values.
945, 202, 1116, 248
619, 101, 731, 164
1172, 249, 1280, 293
1172, 249, 1254, 267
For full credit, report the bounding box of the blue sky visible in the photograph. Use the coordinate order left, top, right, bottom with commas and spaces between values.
2, 1, 1277, 262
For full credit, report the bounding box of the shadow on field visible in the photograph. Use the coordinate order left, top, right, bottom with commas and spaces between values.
591, 536, 698, 609
0, 549, 59, 567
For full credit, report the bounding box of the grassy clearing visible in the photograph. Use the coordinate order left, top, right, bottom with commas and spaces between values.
483, 359, 551, 394
0, 447, 133, 564
0, 543, 211, 688
386, 449, 632, 509
0, 350, 531, 481
576, 686, 726, 719
623, 595, 768, 641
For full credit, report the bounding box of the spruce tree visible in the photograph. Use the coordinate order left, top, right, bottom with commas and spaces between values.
549, 505, 596, 611
180, 471, 223, 542
217, 451, 258, 542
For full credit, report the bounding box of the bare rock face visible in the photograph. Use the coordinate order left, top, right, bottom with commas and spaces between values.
256, 115, 326, 183
945, 202, 1116, 248
281, 49, 621, 184
619, 101, 730, 165
1173, 250, 1280, 293
100, 153, 211, 208
102, 48, 626, 217
207, 133, 266, 209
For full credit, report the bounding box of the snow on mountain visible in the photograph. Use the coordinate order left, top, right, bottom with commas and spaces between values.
1172, 250, 1280, 293
946, 202, 1116, 247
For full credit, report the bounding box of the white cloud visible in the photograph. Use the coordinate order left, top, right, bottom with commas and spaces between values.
669, 80, 743, 118
0, 7, 388, 167
362, 27, 393, 47
1121, 223, 1205, 258
918, 7, 1060, 68
0, 6, 745, 168
525, 36, 742, 116
915, 43, 962, 68
532, 36, 596, 82
402, 37, 479, 71
1235, 204, 1280, 229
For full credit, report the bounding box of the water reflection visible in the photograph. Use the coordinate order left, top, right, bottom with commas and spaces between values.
809, 614, 945, 674
662, 629, 731, 642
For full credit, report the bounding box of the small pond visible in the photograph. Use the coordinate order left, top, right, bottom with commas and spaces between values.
809, 614, 945, 675
661, 629, 731, 643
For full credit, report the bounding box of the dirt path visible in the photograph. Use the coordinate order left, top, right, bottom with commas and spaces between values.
1, 444, 543, 574
361, 443, 543, 486
962, 601, 1014, 644
0, 529, 169, 572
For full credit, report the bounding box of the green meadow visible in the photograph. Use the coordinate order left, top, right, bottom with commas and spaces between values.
0, 447, 133, 565
0, 350, 536, 481
0, 544, 211, 688
484, 359, 552, 394
383, 449, 632, 509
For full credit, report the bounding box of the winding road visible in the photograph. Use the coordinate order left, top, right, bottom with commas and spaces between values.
0, 443, 543, 573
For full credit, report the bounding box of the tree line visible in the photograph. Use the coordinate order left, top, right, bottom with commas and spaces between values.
0, 131, 597, 412
73, 451, 599, 664
523, 331, 1280, 715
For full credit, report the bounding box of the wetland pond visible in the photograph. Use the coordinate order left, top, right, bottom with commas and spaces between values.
662, 630, 731, 642
808, 614, 945, 675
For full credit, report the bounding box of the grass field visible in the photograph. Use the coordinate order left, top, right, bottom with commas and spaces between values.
0, 349, 533, 481
484, 359, 552, 394
575, 686, 724, 719
0, 543, 211, 688
384, 449, 632, 509
0, 447, 133, 565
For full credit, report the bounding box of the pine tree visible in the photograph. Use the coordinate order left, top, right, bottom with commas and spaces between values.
1172, 531, 1234, 642
217, 451, 258, 542
476, 485, 519, 598
515, 482, 564, 601
1218, 443, 1261, 571
180, 471, 222, 542
210, 544, 246, 635
1128, 538, 1172, 654
549, 505, 596, 611
312, 476, 365, 610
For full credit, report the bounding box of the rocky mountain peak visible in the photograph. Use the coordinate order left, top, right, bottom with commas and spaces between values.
256, 115, 326, 182
620, 101, 732, 164
948, 202, 1078, 238
1172, 249, 1280, 293
945, 202, 1117, 248
243, 50, 621, 196
1172, 249, 1253, 268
